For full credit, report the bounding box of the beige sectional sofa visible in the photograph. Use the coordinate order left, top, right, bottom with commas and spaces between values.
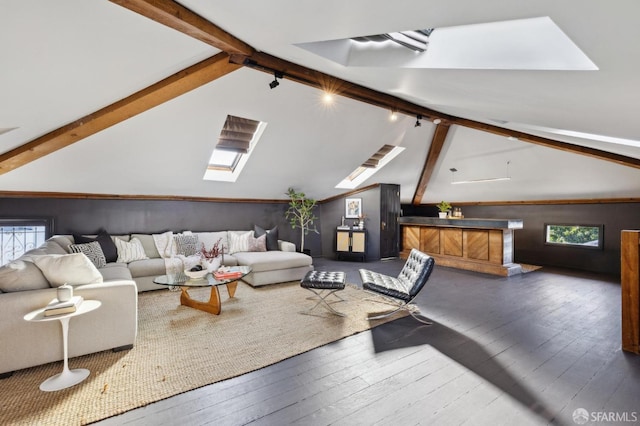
0, 228, 313, 377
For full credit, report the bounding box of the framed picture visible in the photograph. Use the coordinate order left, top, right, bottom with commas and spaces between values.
345, 198, 362, 218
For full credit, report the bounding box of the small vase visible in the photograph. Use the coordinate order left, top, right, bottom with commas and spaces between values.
202, 257, 221, 273
438, 212, 448, 219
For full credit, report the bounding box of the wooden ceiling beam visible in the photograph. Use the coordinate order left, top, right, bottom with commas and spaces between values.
451, 118, 640, 170
110, 0, 254, 56
412, 123, 451, 205
0, 53, 240, 175
234, 52, 640, 171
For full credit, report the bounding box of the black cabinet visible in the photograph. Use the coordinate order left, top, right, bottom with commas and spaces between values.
336, 228, 367, 261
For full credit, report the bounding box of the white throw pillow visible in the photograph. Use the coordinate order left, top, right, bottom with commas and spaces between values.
115, 237, 149, 263
228, 231, 253, 254
34, 253, 103, 287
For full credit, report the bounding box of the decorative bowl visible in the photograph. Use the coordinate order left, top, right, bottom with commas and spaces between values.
184, 269, 207, 279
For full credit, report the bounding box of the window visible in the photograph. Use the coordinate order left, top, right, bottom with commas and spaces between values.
203, 115, 267, 182
1, 218, 53, 266
336, 144, 405, 189
544, 224, 603, 250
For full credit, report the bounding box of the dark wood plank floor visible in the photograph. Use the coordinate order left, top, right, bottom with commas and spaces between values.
96, 258, 640, 426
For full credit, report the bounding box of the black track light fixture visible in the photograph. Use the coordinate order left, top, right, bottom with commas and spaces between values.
269, 71, 284, 89
415, 114, 423, 127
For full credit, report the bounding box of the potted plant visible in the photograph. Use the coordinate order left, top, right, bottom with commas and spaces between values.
285, 187, 319, 254
436, 200, 451, 218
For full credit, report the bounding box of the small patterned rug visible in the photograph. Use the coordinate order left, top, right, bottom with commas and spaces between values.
0, 281, 405, 425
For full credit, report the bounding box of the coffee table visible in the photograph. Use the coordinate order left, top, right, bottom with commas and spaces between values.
154, 266, 251, 315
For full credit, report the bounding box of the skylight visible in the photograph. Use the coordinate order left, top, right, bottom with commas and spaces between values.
203, 115, 267, 182
296, 17, 597, 70
336, 144, 405, 189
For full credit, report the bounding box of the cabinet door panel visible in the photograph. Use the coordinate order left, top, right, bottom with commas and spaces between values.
337, 231, 350, 252
442, 229, 463, 257
421, 227, 440, 254
352, 232, 366, 253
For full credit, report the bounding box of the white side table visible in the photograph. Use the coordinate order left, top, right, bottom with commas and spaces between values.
24, 299, 101, 392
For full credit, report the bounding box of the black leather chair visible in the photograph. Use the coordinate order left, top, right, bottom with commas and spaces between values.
359, 248, 435, 324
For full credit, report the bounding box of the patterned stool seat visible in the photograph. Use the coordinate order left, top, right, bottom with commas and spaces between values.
300, 271, 346, 316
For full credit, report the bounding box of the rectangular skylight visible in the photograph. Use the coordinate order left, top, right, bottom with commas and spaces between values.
336, 145, 405, 189
203, 115, 267, 182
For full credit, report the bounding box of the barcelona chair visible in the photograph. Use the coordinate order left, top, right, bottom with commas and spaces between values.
359, 248, 435, 324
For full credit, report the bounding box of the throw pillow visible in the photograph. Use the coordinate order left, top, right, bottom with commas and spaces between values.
33, 253, 103, 287
152, 231, 176, 258
247, 234, 267, 252
174, 234, 199, 257
114, 237, 149, 263
73, 230, 118, 263
228, 230, 253, 254
254, 225, 279, 251
69, 241, 107, 268
0, 259, 50, 292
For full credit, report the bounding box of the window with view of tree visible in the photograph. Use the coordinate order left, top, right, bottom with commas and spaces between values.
544, 224, 603, 249
0, 218, 53, 266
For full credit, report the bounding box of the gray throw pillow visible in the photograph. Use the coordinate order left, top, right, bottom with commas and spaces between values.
69, 241, 107, 268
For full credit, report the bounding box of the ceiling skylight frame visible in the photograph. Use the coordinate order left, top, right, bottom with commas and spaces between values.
336, 145, 405, 189
203, 116, 267, 182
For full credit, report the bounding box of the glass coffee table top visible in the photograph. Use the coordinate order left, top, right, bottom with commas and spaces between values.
153, 266, 251, 315
154, 266, 252, 287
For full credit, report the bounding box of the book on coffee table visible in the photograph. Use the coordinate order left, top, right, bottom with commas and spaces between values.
213, 267, 244, 280
44, 295, 84, 317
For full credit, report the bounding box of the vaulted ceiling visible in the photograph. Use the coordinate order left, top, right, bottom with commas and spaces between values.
1, 0, 639, 204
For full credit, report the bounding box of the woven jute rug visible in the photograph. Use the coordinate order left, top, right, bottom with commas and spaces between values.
0, 281, 405, 425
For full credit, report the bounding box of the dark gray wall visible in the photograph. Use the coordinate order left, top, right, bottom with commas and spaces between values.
320, 187, 382, 260
0, 197, 322, 256
3, 196, 638, 274
402, 202, 640, 276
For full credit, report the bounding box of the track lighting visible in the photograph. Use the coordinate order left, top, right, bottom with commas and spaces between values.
390, 110, 398, 121
415, 114, 423, 127
269, 71, 284, 89
433, 118, 442, 125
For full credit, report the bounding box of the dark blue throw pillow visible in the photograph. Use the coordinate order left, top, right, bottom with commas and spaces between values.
73, 229, 118, 263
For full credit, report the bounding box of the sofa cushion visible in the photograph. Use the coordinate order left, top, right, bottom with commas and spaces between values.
233, 251, 312, 272
115, 237, 149, 263
69, 241, 107, 268
98, 264, 133, 281
0, 259, 50, 292
228, 231, 253, 254
48, 235, 74, 252
254, 225, 279, 251
38, 239, 70, 255
74, 230, 119, 263
127, 258, 166, 278
131, 233, 160, 258
33, 253, 104, 286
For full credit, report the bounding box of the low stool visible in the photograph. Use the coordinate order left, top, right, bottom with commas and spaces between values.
300, 271, 346, 316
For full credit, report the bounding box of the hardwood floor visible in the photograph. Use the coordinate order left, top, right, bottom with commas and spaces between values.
96, 258, 640, 426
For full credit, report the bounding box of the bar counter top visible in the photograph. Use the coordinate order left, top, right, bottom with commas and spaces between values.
399, 216, 523, 230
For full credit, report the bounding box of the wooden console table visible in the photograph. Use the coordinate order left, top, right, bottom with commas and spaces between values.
399, 217, 523, 276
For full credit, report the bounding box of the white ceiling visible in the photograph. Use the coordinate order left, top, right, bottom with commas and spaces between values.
1, 0, 639, 204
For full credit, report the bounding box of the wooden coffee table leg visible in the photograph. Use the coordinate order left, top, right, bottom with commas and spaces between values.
226, 280, 239, 298
179, 286, 222, 315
